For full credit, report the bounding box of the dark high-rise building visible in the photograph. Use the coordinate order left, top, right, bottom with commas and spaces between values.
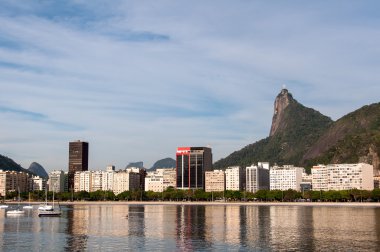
176, 147, 212, 190
68, 140, 89, 191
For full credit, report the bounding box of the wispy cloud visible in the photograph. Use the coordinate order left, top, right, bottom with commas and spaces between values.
0, 106, 84, 131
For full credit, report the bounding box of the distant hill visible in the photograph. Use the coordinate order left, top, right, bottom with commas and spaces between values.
0, 154, 26, 172
126, 162, 144, 169
150, 158, 176, 170
28, 162, 49, 179
213, 89, 333, 172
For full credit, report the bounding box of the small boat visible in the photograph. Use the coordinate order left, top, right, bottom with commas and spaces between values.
23, 192, 33, 209
38, 186, 61, 217
38, 187, 53, 211
38, 204, 53, 210
6, 209, 25, 215
38, 209, 61, 217
7, 188, 24, 215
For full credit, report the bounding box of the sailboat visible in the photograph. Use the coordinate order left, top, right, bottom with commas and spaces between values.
38, 187, 53, 211
23, 192, 33, 209
38, 186, 61, 217
7, 189, 25, 215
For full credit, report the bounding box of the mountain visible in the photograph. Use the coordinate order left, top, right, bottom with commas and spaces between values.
150, 158, 176, 170
28, 162, 49, 179
213, 88, 333, 170
302, 102, 380, 174
126, 162, 144, 169
0, 154, 25, 172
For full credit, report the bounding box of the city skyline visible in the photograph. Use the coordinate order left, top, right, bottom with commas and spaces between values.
1, 1, 380, 171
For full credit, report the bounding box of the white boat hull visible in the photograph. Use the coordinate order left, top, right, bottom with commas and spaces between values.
7, 210, 25, 215
38, 210, 61, 217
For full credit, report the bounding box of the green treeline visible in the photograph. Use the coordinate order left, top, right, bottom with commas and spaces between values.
6, 188, 380, 202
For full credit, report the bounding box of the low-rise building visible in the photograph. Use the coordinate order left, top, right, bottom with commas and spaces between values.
145, 170, 164, 192
205, 170, 225, 192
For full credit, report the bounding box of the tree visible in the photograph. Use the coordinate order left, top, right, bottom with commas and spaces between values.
372, 188, 380, 202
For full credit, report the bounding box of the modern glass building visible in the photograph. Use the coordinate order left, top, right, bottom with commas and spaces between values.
68, 140, 89, 191
176, 147, 212, 190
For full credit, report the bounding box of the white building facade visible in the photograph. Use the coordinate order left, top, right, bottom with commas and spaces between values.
31, 176, 47, 191
113, 171, 140, 195
246, 162, 270, 193
225, 166, 245, 191
48, 170, 66, 192
270, 165, 304, 191
312, 163, 374, 191
145, 170, 164, 192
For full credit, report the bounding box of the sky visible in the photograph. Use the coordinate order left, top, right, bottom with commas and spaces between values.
1, 1, 380, 172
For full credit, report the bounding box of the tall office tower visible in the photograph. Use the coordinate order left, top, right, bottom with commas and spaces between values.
68, 140, 89, 191
176, 147, 212, 190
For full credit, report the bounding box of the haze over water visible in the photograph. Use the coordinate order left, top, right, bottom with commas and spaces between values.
1, 204, 379, 251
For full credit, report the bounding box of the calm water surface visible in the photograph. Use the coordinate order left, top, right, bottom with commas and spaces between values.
1, 204, 380, 251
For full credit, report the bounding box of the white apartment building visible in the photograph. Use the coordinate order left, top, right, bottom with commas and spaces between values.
48, 170, 66, 192
205, 170, 225, 192
312, 163, 374, 191
102, 168, 115, 191
246, 163, 270, 193
225, 166, 245, 191
144, 168, 176, 192
30, 176, 47, 191
92, 171, 103, 192
113, 171, 140, 195
74, 171, 93, 192
162, 168, 176, 189
145, 170, 164, 192
311, 165, 329, 191
270, 165, 304, 191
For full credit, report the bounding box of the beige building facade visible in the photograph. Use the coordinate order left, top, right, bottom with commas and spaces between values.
0, 170, 29, 196
205, 170, 225, 192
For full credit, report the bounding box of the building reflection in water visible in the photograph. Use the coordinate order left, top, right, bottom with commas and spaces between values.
267, 206, 315, 250
65, 205, 89, 251
311, 207, 380, 251
175, 205, 211, 251
2, 204, 380, 250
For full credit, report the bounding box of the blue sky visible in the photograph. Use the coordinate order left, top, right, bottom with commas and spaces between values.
1, 1, 379, 171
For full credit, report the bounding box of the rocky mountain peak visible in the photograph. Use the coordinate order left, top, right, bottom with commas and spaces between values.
269, 88, 294, 136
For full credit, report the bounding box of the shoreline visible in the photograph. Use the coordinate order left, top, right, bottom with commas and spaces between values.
6, 201, 380, 207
